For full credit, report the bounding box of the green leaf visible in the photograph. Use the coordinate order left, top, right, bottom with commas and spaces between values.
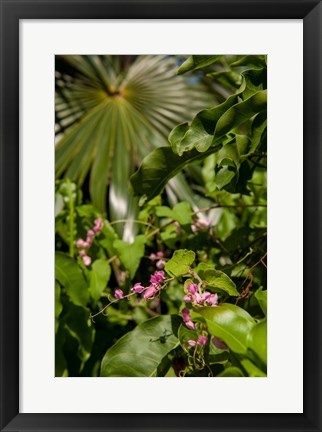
100, 315, 181, 377
131, 146, 218, 202
55, 252, 89, 307
165, 249, 196, 277
217, 366, 244, 377
168, 122, 189, 153
178, 323, 197, 351
192, 304, 256, 355
254, 287, 267, 316
215, 166, 236, 190
62, 301, 95, 365
177, 55, 221, 75
55, 281, 63, 333
202, 269, 239, 296
113, 234, 146, 278
214, 90, 267, 138
172, 202, 192, 225
89, 259, 111, 302
247, 319, 267, 368
240, 358, 266, 377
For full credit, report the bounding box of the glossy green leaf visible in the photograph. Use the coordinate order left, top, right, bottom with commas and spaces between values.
113, 234, 146, 278
247, 319, 267, 367
165, 249, 196, 277
55, 281, 63, 333
131, 146, 217, 202
89, 259, 111, 302
100, 315, 181, 377
177, 55, 221, 75
255, 287, 267, 316
217, 366, 244, 377
192, 304, 256, 355
215, 166, 236, 190
62, 301, 95, 365
168, 122, 189, 153
240, 358, 266, 377
55, 252, 89, 307
202, 269, 239, 296
214, 90, 267, 138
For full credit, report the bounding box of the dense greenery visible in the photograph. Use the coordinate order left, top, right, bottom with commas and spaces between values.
55, 55, 267, 377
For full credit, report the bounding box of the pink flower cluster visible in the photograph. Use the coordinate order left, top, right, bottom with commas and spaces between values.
130, 270, 166, 300
181, 308, 196, 330
149, 251, 166, 269
188, 335, 208, 347
183, 283, 218, 307
75, 217, 103, 266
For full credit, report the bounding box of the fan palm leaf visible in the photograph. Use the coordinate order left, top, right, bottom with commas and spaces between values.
55, 55, 214, 241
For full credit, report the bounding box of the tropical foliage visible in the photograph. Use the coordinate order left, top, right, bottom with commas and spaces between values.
55, 54, 267, 377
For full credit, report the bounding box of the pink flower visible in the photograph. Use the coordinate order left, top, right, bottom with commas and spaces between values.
181, 308, 191, 321
87, 229, 95, 238
114, 289, 124, 299
150, 270, 165, 284
206, 293, 218, 306
156, 259, 165, 269
201, 291, 211, 301
143, 285, 158, 299
181, 308, 196, 330
183, 295, 192, 303
186, 320, 196, 330
188, 340, 197, 346
86, 236, 93, 245
156, 251, 164, 258
194, 292, 202, 304
197, 335, 208, 346
131, 282, 145, 294
187, 283, 198, 295
94, 217, 103, 227
82, 255, 91, 266
79, 250, 86, 257
149, 253, 157, 260
212, 336, 228, 350
76, 239, 86, 248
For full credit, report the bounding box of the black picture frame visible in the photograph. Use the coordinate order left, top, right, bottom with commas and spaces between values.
0, 1, 321, 431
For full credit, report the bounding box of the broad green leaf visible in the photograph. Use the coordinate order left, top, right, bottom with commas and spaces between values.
215, 166, 236, 190
192, 304, 256, 355
165, 249, 196, 277
100, 315, 181, 377
155, 206, 175, 219
156, 202, 192, 226
240, 358, 266, 377
249, 112, 267, 153
172, 202, 192, 226
168, 122, 189, 153
202, 269, 239, 296
89, 259, 111, 302
131, 146, 218, 202
113, 234, 146, 278
55, 281, 63, 333
55, 252, 89, 307
230, 55, 267, 69
247, 319, 267, 367
217, 366, 244, 377
62, 301, 95, 365
254, 287, 267, 316
214, 90, 267, 138
177, 55, 221, 75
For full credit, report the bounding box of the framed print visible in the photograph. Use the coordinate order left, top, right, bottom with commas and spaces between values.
0, 0, 321, 431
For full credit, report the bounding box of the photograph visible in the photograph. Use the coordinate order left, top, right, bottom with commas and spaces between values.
55, 54, 267, 378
